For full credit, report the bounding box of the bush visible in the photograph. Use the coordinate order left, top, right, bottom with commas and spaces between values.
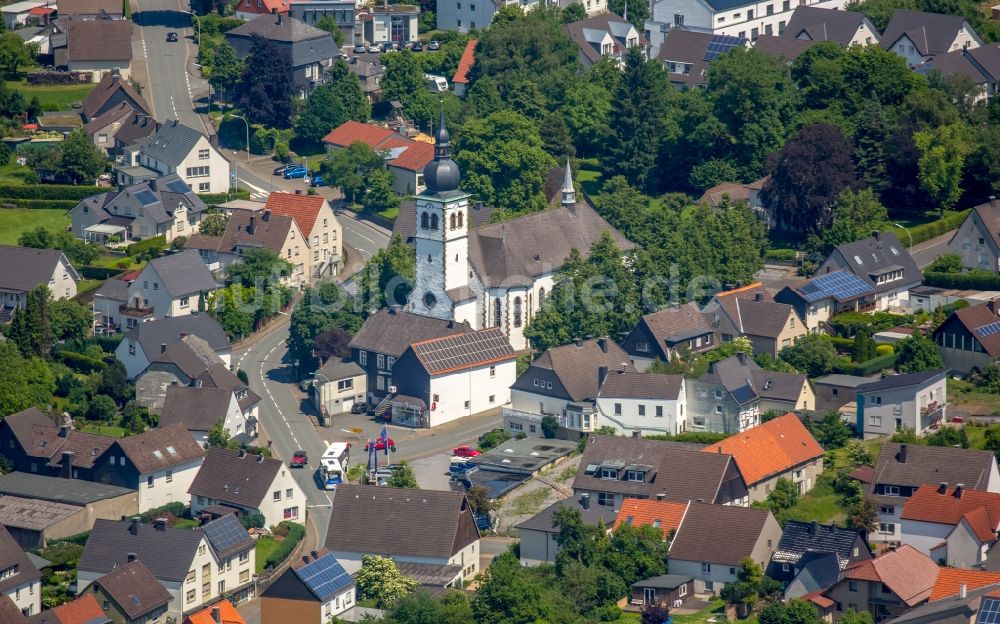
924, 271, 1000, 291
241, 513, 266, 529
830, 336, 855, 353
263, 521, 305, 570
907, 210, 970, 247
126, 235, 167, 256
875, 344, 894, 356
79, 266, 124, 280
765, 248, 798, 261
197, 189, 251, 205
59, 350, 107, 373
140, 502, 186, 521
0, 198, 80, 210
940, 299, 970, 315
0, 184, 104, 200
842, 353, 898, 376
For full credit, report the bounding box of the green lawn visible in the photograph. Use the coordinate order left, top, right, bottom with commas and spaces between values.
77, 424, 126, 438
6, 78, 96, 111
779, 476, 845, 525
0, 208, 70, 244
89, 253, 142, 271
255, 537, 280, 575
0, 161, 36, 186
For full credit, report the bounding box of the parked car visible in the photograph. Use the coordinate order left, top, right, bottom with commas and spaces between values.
283, 165, 308, 179
354, 42, 367, 54
310, 174, 327, 187
453, 445, 481, 458
368, 42, 381, 53
411, 41, 423, 52
290, 450, 308, 467
364, 438, 397, 453
273, 163, 301, 176
383, 41, 396, 52
351, 402, 366, 414
166, 32, 178, 42
427, 40, 440, 50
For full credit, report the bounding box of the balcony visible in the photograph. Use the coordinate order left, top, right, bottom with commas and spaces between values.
119, 303, 154, 318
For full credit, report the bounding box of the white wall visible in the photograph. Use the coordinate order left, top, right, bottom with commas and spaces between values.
427, 360, 515, 427
4, 579, 41, 617
596, 391, 684, 436
177, 135, 229, 194
858, 376, 947, 439
306, 203, 343, 278
136, 458, 201, 512
510, 388, 567, 418
50, 257, 79, 300
68, 60, 131, 82
117, 339, 152, 380
321, 587, 356, 621
255, 465, 308, 528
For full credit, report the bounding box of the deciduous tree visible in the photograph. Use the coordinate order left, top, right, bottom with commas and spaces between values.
207, 41, 244, 100
779, 333, 841, 377
914, 123, 972, 215
294, 60, 370, 145
356, 555, 418, 609
235, 35, 293, 128
896, 332, 945, 373
356, 235, 415, 313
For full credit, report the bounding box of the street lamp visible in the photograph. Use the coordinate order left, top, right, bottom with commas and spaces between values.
229, 114, 251, 162
181, 10, 202, 51
894, 222, 913, 248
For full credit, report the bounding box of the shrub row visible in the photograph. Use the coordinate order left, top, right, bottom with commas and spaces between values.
840, 353, 898, 376
126, 235, 167, 256
905, 210, 970, 247
0, 198, 80, 210
263, 521, 305, 570
139, 502, 186, 521
765, 248, 798, 262
197, 189, 251, 206
0, 185, 102, 200
79, 266, 123, 280
830, 336, 854, 352
923, 271, 1000, 291
59, 350, 107, 373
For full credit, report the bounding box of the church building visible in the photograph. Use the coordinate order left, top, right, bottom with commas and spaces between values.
406, 114, 633, 350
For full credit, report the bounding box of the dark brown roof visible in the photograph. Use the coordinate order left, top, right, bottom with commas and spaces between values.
656, 30, 717, 86
188, 447, 283, 509
2, 407, 115, 470
349, 308, 473, 358
0, 524, 41, 594
881, 9, 974, 56
783, 6, 875, 45
58, 0, 124, 15
218, 210, 296, 255
753, 35, 820, 62
640, 302, 713, 344
78, 519, 206, 582
116, 423, 204, 474
82, 71, 151, 120
96, 560, 172, 619
152, 335, 224, 378
112, 111, 159, 146
66, 19, 132, 62
83, 101, 132, 134
0, 596, 28, 624
0, 245, 76, 294
564, 13, 638, 64
528, 338, 635, 402
947, 301, 1000, 356
597, 371, 683, 401
408, 327, 515, 375
870, 443, 996, 492
668, 502, 774, 566
324, 486, 479, 560
196, 363, 260, 411
159, 386, 235, 432
716, 297, 796, 339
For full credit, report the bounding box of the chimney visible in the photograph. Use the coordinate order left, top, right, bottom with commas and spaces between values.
127, 553, 137, 563
179, 332, 187, 339
575, 339, 583, 348
448, 320, 455, 329
271, 6, 276, 13
238, 448, 246, 458
295, 189, 302, 195
59, 423, 71, 438
302, 555, 310, 564
388, 306, 397, 315
960, 583, 968, 599
955, 483, 964, 498
257, 453, 264, 463
598, 366, 608, 387
872, 230, 881, 242
212, 607, 221, 624
311, 550, 319, 560
736, 352, 747, 365
129, 518, 139, 535
990, 300, 1000, 316
60, 452, 74, 478
810, 521, 818, 536
278, 11, 282, 24
580, 493, 590, 510
262, 211, 270, 222
597, 337, 607, 353
898, 444, 908, 463
154, 518, 166, 531
160, 343, 167, 353
248, 215, 255, 235
656, 493, 665, 501
938, 482, 948, 494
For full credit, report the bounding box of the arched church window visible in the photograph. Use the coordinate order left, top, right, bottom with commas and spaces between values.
430, 214, 439, 230
513, 297, 523, 328
538, 287, 546, 306
449, 213, 456, 230
457, 211, 463, 228
420, 212, 429, 230
494, 298, 502, 328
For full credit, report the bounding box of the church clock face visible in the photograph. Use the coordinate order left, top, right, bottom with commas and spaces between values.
423, 291, 438, 309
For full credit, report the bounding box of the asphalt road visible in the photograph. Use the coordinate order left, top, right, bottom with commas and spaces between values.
133, 0, 208, 132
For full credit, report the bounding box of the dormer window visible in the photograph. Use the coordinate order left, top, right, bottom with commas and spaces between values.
625, 470, 645, 482
600, 467, 618, 479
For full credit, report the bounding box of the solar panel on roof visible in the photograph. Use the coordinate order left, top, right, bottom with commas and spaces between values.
134, 190, 159, 206
295, 555, 352, 600
975, 321, 1000, 337
798, 271, 873, 303
165, 179, 189, 194
978, 597, 1000, 623
202, 516, 250, 554
704, 35, 744, 61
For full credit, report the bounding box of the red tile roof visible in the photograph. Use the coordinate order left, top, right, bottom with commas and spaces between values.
46, 594, 108, 624
930, 567, 1000, 601
238, 0, 289, 14
183, 600, 245, 624
320, 121, 434, 171
321, 120, 397, 148
612, 499, 688, 539
714, 282, 773, 302
901, 484, 1000, 542
264, 192, 327, 237
453, 38, 478, 84
389, 141, 435, 172
702, 412, 824, 485
843, 545, 939, 606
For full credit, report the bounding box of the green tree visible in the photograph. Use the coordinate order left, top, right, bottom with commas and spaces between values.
465, 484, 498, 517
9, 285, 53, 358
97, 360, 129, 406
389, 592, 473, 624
839, 609, 875, 624
853, 330, 875, 363
236, 34, 293, 128
120, 401, 152, 434
362, 167, 400, 213
387, 461, 418, 488
605, 522, 670, 587
984, 426, 1000, 459
198, 210, 229, 237
815, 411, 854, 449
779, 334, 840, 377
0, 31, 36, 74
87, 394, 118, 424
561, 2, 586, 22
845, 438, 875, 466
721, 558, 780, 612
914, 123, 973, 214
356, 555, 418, 609
464, 75, 503, 117
288, 283, 363, 368
319, 141, 386, 204
847, 497, 878, 534
813, 189, 888, 255
608, 0, 649, 27
454, 109, 554, 214
294, 60, 370, 145
0, 341, 55, 416
539, 113, 575, 161
926, 253, 964, 273
553, 506, 607, 570
472, 551, 547, 624
206, 418, 240, 448
559, 80, 612, 157
228, 248, 293, 287
207, 41, 244, 99
759, 599, 823, 624
315, 14, 345, 46
59, 130, 106, 184
762, 478, 799, 514
541, 415, 559, 438
207, 284, 256, 339
356, 235, 415, 313
381, 50, 438, 126
49, 298, 93, 343
896, 332, 945, 373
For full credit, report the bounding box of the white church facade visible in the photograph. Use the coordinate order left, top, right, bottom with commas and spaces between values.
405, 115, 633, 350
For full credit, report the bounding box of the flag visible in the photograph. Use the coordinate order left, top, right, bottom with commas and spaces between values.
366, 440, 373, 473
380, 425, 389, 456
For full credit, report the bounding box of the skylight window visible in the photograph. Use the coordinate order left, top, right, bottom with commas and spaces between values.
166, 446, 177, 455
890, 246, 899, 255
853, 255, 863, 265
153, 450, 163, 459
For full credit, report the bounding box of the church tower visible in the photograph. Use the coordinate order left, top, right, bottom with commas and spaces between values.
561, 158, 576, 211
408, 111, 471, 320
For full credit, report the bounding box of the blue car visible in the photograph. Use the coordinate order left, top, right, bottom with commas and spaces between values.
283, 165, 307, 179
310, 174, 327, 187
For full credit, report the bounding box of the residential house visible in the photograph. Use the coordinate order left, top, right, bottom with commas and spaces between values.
234, 0, 289, 21
595, 371, 686, 437
321, 121, 435, 196
814, 231, 921, 312
947, 199, 1000, 273
158, 385, 253, 446
657, 30, 745, 88
919, 43, 1000, 102
189, 447, 307, 528
452, 38, 477, 97
621, 303, 716, 369
57, 18, 132, 81
0, 408, 116, 481
71, 175, 209, 245
781, 6, 879, 45
360, 5, 419, 44
311, 358, 367, 420
225, 14, 338, 98
264, 191, 342, 278
182, 599, 245, 624
867, 442, 1000, 543
1, 1, 48, 29
900, 484, 1000, 568
81, 69, 152, 123
770, 521, 871, 590
881, 9, 982, 66
389, 327, 516, 428
775, 269, 880, 332
629, 575, 695, 610
0, 246, 80, 321
87, 560, 172, 624
933, 300, 1000, 374
612, 498, 689, 540
57, 0, 126, 18
703, 282, 807, 357
823, 545, 940, 622
572, 435, 749, 510
697, 178, 768, 213
25, 594, 111, 624
884, 585, 1000, 624
703, 412, 824, 502
348, 307, 473, 406
0, 525, 42, 617
752, 34, 820, 61
687, 353, 814, 433
118, 250, 220, 323
77, 515, 256, 617
84, 102, 158, 156
115, 313, 231, 380
186, 210, 311, 286
346, 59, 383, 104
515, 494, 620, 566
506, 338, 636, 439
117, 121, 229, 194
134, 335, 229, 410
855, 369, 948, 439
565, 14, 644, 69
323, 486, 481, 584
667, 503, 782, 594
812, 373, 873, 414
259, 550, 355, 624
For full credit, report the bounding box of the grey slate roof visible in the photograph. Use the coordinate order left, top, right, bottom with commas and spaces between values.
226, 14, 338, 68
95, 560, 172, 619
632, 574, 694, 590
699, 353, 808, 404
597, 371, 683, 401
714, 296, 796, 339
881, 9, 976, 56
753, 35, 820, 62
783, 6, 877, 45
0, 245, 78, 294
78, 518, 206, 583
871, 442, 996, 491
783, 551, 842, 599
316, 358, 365, 381
135, 121, 206, 167
93, 275, 130, 303
349, 308, 473, 357
151, 335, 225, 378
639, 302, 714, 344
0, 524, 42, 594
514, 338, 635, 403
125, 313, 231, 359
324, 486, 480, 560
408, 327, 515, 375
856, 368, 946, 393
514, 494, 618, 533
772, 520, 867, 568
813, 374, 875, 388
820, 231, 921, 296
196, 363, 261, 411
188, 447, 283, 509
159, 386, 235, 432
668, 502, 773, 566
145, 250, 220, 298
0, 472, 135, 506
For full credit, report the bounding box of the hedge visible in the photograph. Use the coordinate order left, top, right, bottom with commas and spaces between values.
79, 266, 123, 280
765, 248, 798, 262
0, 198, 80, 210
263, 521, 305, 570
126, 235, 167, 256
904, 210, 970, 247
0, 185, 102, 200
139, 502, 186, 521
197, 189, 251, 205
841, 353, 898, 376
59, 350, 107, 373
923, 271, 1000, 291
830, 336, 855, 352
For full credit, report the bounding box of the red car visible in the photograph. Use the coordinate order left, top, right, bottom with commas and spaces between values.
453, 446, 481, 458
365, 438, 397, 453
290, 450, 308, 467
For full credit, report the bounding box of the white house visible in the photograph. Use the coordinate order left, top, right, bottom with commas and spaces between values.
881, 9, 982, 66
264, 191, 343, 279
189, 447, 308, 528
119, 250, 221, 325
361, 5, 419, 44
62, 19, 133, 82
946, 199, 1000, 272
158, 385, 256, 447
117, 121, 230, 194
595, 371, 686, 437
814, 231, 921, 313
899, 484, 1000, 568
1, 1, 47, 29
0, 525, 41, 617
855, 369, 948, 439
261, 550, 356, 624
782, 6, 880, 46
115, 423, 205, 512
0, 246, 80, 322
115, 313, 232, 380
